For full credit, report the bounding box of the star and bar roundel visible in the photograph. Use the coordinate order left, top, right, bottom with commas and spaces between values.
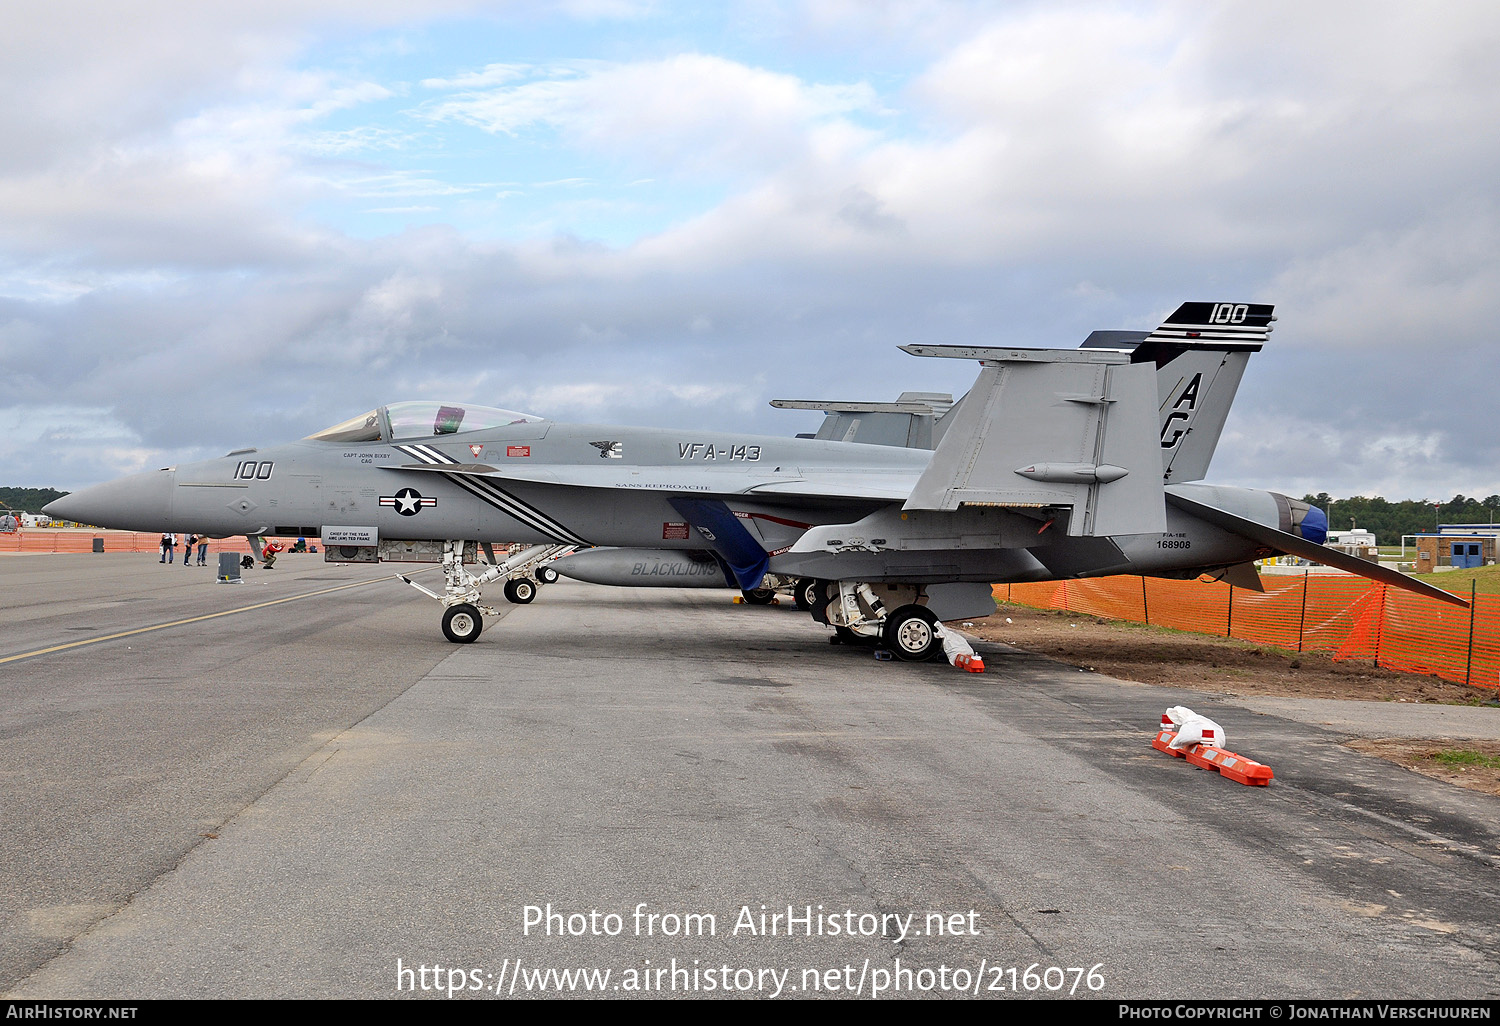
380, 487, 437, 516
391, 443, 590, 545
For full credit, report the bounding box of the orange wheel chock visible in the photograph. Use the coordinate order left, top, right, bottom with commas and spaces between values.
1151, 730, 1273, 786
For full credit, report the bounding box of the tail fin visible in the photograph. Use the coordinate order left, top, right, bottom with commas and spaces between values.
1083, 302, 1274, 483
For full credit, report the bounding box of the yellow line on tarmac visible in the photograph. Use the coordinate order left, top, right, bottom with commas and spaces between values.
0, 576, 397, 666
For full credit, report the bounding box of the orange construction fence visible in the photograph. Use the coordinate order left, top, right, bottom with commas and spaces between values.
0, 530, 266, 555
996, 574, 1500, 691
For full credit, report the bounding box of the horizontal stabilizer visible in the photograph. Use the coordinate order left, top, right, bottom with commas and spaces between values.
1167, 492, 1468, 608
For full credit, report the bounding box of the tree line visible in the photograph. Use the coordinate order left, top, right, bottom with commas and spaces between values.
1303, 493, 1500, 543
0, 487, 67, 512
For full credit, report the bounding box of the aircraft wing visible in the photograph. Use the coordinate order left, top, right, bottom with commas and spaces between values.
388, 462, 921, 502
900, 346, 1166, 536
1167, 491, 1469, 608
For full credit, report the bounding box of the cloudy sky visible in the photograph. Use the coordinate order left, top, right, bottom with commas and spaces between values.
2, 0, 1497, 501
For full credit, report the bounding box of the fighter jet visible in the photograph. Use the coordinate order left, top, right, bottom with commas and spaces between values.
46, 301, 1464, 655
551, 391, 953, 601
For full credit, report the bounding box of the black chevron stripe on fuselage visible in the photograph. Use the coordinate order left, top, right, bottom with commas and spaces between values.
394, 444, 590, 545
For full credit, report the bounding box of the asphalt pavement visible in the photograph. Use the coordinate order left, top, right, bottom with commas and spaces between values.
1, 553, 1496, 999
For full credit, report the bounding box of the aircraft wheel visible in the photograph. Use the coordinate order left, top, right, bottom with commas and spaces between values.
442, 603, 484, 644
504, 578, 537, 604
808, 579, 835, 624
883, 605, 940, 661
741, 587, 776, 605
793, 578, 818, 612
536, 565, 560, 584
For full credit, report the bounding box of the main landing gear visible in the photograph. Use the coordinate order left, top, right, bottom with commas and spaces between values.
399, 541, 573, 643
802, 578, 946, 662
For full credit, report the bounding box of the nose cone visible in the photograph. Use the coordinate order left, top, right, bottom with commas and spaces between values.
44, 468, 176, 531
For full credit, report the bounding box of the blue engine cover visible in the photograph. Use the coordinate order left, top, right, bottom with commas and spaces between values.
1300, 504, 1328, 544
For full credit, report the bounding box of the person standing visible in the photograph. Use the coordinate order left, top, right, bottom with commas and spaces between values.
184, 534, 198, 568
159, 533, 172, 563
165, 533, 176, 563
197, 536, 209, 566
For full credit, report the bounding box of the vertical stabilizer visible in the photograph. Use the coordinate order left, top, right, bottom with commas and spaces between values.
1099, 302, 1273, 483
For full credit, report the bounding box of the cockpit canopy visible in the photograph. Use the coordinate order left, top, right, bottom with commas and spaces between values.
306, 402, 543, 443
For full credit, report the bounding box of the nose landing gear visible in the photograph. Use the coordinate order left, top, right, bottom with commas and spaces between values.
398, 541, 573, 642
441, 603, 484, 643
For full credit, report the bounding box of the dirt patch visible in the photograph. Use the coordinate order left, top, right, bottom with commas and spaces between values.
1346, 739, 1500, 795
964, 605, 1494, 704
961, 604, 1500, 796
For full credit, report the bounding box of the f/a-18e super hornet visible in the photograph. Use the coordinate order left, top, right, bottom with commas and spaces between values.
46, 301, 1464, 656
552, 390, 954, 601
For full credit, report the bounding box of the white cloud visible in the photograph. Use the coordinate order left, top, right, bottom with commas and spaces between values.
1, 0, 1498, 503
419, 54, 881, 179
1267, 208, 1500, 350
421, 63, 534, 90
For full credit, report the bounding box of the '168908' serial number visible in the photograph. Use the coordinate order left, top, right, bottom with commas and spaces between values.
1157, 539, 1192, 549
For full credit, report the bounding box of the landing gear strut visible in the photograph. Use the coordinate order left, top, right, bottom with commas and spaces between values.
399, 541, 573, 642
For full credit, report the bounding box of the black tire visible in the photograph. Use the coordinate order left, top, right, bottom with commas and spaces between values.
504, 578, 537, 604
833, 624, 870, 646
793, 577, 818, 612
442, 603, 483, 643
808, 579, 835, 624
741, 587, 776, 605
536, 565, 560, 584
883, 605, 941, 661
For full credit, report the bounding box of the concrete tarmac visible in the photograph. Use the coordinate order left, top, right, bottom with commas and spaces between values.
1, 553, 1497, 1000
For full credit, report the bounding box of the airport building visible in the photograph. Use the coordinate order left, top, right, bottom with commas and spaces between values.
1411, 524, 1500, 571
